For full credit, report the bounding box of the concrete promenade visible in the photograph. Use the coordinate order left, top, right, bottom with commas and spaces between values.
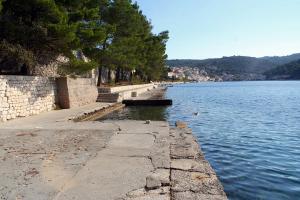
0, 89, 227, 200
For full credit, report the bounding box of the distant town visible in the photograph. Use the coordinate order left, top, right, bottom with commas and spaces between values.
168, 66, 213, 82
167, 66, 224, 82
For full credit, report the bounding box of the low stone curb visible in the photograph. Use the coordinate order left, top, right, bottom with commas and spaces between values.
170, 123, 227, 200
122, 121, 227, 200
72, 103, 124, 122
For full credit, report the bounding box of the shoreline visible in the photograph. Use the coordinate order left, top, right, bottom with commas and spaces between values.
169, 123, 227, 199
0, 87, 227, 200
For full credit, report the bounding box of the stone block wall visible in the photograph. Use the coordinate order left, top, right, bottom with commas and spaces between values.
0, 76, 57, 122
0, 76, 98, 121
67, 78, 98, 108
56, 77, 98, 109
56, 77, 69, 109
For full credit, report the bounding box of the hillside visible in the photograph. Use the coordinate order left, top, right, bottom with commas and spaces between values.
260, 54, 300, 66
264, 59, 300, 80
167, 53, 300, 81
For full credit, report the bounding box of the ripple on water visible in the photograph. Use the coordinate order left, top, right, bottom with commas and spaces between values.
166, 81, 300, 200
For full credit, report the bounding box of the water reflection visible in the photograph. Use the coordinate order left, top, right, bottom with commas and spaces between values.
97, 106, 168, 121
166, 81, 300, 200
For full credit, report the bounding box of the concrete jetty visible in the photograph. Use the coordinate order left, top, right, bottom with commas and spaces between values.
0, 89, 227, 200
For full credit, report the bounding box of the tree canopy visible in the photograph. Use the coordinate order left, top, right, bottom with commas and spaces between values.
0, 0, 169, 82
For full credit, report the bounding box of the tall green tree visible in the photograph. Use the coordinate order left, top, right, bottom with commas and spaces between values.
0, 0, 76, 73
82, 0, 116, 85
0, 0, 107, 74
55, 0, 108, 74
106, 0, 154, 82
143, 31, 169, 81
0, 0, 169, 81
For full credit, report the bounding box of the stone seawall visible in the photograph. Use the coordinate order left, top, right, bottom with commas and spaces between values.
56, 77, 98, 109
169, 124, 227, 199
0, 76, 56, 122
67, 78, 98, 108
0, 76, 98, 121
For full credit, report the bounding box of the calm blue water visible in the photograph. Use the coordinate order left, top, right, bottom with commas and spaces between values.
166, 81, 300, 200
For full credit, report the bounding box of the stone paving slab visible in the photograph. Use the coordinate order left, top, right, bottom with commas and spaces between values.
172, 192, 228, 200
169, 125, 227, 200
0, 129, 114, 200
54, 156, 152, 200
170, 140, 202, 159
123, 187, 170, 200
108, 133, 155, 149
171, 159, 215, 173
0, 102, 114, 130
0, 106, 227, 200
171, 170, 225, 195
0, 120, 174, 200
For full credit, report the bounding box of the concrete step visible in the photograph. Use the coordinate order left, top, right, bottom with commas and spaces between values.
97, 93, 120, 103
98, 84, 155, 94
98, 87, 111, 93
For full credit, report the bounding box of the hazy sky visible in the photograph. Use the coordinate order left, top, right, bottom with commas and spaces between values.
135, 0, 300, 59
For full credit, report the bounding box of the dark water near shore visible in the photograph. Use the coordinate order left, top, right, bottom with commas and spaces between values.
167, 81, 300, 200
100, 106, 167, 121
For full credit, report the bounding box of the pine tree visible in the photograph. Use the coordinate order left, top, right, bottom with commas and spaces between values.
106, 0, 153, 83
82, 0, 116, 85
55, 0, 108, 74
0, 0, 76, 73
0, 0, 169, 80
0, 0, 107, 74
144, 31, 169, 81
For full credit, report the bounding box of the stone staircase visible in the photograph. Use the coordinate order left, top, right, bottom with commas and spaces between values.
97, 93, 121, 103
96, 84, 156, 103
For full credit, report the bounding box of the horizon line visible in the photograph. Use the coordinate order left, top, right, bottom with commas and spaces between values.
167, 52, 300, 60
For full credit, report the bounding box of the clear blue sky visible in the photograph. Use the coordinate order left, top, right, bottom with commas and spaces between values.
135, 0, 300, 59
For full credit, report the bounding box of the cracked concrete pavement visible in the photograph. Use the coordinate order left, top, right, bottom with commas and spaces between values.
0, 102, 227, 200
0, 118, 172, 200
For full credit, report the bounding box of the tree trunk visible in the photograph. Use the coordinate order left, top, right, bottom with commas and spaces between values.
129, 72, 133, 83
108, 68, 111, 83
97, 67, 102, 87
121, 68, 124, 81
115, 67, 120, 83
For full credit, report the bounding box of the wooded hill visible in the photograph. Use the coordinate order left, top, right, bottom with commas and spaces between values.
167, 54, 300, 80
264, 59, 300, 80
